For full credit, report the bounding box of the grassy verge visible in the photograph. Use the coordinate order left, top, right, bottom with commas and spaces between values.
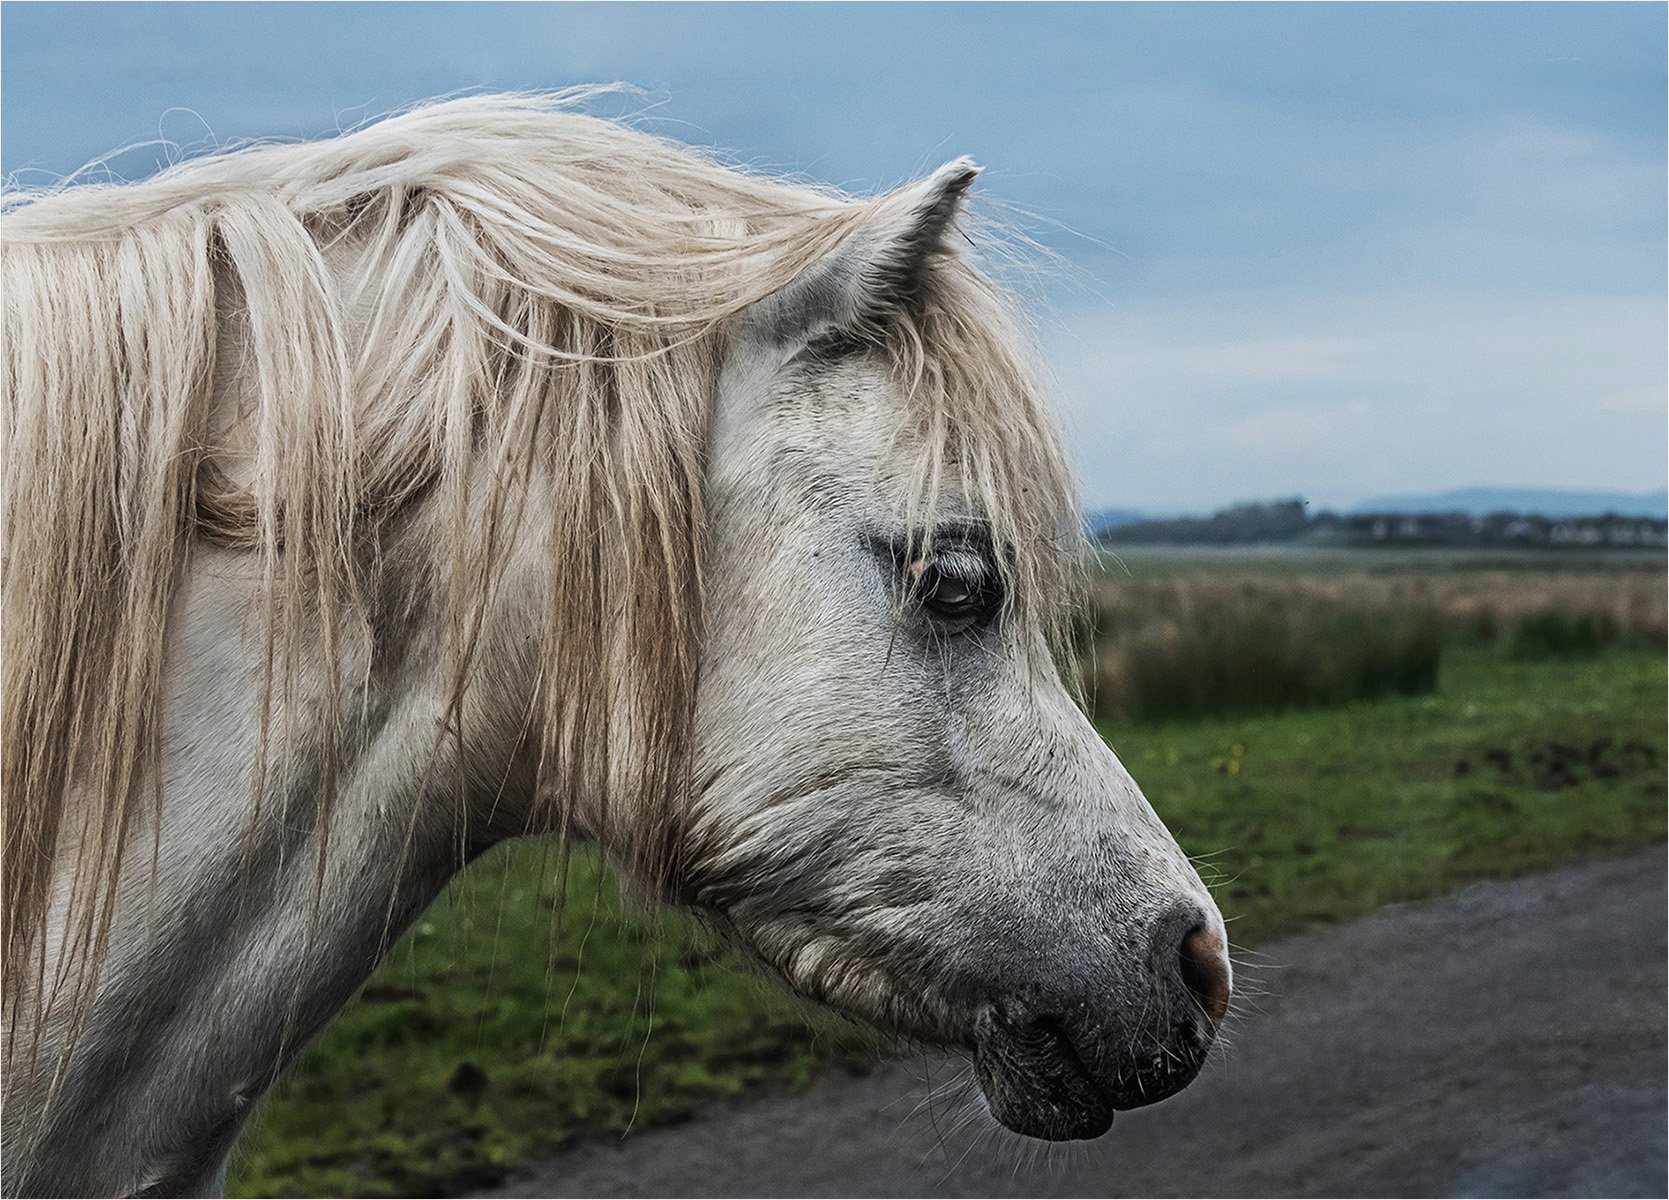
229, 849, 858, 1197
1116, 645, 1665, 943
230, 643, 1667, 1198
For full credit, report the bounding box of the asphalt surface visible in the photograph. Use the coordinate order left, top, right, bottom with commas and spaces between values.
482, 847, 1668, 1198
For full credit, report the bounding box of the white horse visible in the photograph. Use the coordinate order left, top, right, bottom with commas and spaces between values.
1, 93, 1230, 1197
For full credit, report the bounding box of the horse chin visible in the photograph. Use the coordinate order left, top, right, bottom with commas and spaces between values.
971, 1007, 1117, 1142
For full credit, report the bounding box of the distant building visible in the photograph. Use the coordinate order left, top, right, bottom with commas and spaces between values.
1343, 509, 1667, 549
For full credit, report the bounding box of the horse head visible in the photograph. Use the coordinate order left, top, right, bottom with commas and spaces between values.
671, 162, 1231, 1140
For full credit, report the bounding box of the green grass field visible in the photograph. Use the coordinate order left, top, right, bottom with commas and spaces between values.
1115, 645, 1665, 941
229, 571, 1667, 1198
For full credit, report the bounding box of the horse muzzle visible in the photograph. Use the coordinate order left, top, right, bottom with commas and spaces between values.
971, 905, 1231, 1141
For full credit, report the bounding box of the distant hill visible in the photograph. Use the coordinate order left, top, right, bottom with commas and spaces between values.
1084, 507, 1149, 535
1100, 498, 1314, 546
1350, 487, 1668, 520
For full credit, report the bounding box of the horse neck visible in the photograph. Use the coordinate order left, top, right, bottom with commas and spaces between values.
5, 518, 548, 1195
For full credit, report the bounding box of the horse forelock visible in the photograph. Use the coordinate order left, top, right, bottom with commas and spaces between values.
0, 91, 1081, 1065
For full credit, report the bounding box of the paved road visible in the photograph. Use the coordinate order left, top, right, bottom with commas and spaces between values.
483, 848, 1668, 1198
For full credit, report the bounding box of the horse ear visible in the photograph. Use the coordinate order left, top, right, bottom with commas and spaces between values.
746, 157, 980, 350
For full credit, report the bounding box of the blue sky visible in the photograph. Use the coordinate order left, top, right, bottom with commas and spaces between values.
4, 2, 1664, 510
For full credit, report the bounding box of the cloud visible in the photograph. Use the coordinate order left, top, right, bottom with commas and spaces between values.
2, 4, 1661, 515
1221, 400, 1376, 453
1596, 386, 1669, 415
1049, 289, 1667, 511
1162, 338, 1370, 384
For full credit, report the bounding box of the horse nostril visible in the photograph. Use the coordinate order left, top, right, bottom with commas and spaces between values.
1178, 925, 1231, 1026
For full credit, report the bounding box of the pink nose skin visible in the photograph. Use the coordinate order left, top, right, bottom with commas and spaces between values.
1179, 925, 1232, 1026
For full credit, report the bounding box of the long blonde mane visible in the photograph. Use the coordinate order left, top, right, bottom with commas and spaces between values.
1, 92, 1078, 1053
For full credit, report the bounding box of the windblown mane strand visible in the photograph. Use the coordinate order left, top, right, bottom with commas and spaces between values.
0, 93, 1080, 1067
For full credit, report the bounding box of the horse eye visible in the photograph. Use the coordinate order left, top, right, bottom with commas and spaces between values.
912, 554, 1001, 628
